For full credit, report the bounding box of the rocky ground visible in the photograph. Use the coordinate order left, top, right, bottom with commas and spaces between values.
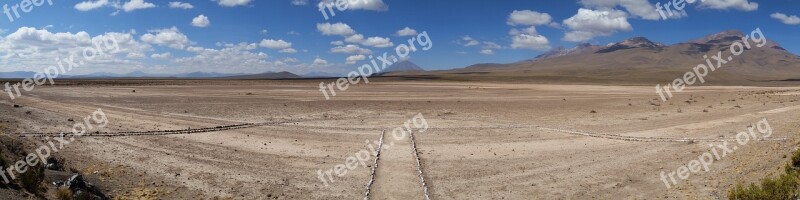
0, 79, 799, 199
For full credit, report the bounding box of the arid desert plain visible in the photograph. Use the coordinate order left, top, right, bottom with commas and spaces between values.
2, 79, 799, 199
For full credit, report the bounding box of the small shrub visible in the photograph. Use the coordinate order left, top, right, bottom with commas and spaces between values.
728, 147, 800, 199
19, 164, 44, 192
728, 173, 800, 200
56, 187, 74, 200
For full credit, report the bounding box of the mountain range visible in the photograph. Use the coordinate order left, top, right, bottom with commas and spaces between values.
409, 30, 800, 84
2, 30, 797, 84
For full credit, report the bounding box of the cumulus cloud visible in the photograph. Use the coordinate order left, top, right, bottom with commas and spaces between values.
121, 0, 156, 12
344, 34, 365, 43
215, 0, 252, 7
509, 26, 538, 36
459, 36, 479, 47
317, 0, 387, 11
330, 41, 345, 46
169, 2, 193, 9
174, 43, 271, 72
697, 0, 758, 11
507, 10, 553, 26
345, 55, 366, 64
395, 27, 418, 36
126, 52, 146, 59
0, 27, 152, 73
259, 39, 292, 49
562, 8, 632, 42
191, 15, 211, 27
75, 0, 156, 13
317, 23, 357, 36
151, 52, 172, 59
771, 12, 800, 25
312, 57, 328, 66
279, 48, 298, 54
331, 44, 372, 55
140, 27, 191, 49
480, 49, 494, 55
510, 34, 550, 51
74, 0, 109, 11
579, 0, 671, 20
361, 36, 393, 48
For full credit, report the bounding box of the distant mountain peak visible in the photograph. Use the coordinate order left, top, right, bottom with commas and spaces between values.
618, 37, 665, 48
690, 30, 745, 44
596, 37, 664, 53
535, 43, 599, 60
384, 60, 425, 72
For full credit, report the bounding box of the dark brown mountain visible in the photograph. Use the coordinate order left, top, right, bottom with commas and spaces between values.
416, 30, 800, 84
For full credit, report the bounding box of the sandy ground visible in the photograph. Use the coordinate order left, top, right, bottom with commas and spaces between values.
1, 79, 799, 199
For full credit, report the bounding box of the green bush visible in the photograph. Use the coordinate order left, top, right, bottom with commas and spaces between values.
728, 149, 800, 199
19, 163, 44, 192
728, 172, 800, 200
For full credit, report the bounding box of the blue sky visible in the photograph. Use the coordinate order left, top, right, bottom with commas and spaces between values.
0, 0, 797, 75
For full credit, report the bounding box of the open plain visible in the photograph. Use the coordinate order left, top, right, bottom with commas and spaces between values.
1, 79, 800, 199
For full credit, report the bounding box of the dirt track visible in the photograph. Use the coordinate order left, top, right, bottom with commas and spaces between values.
1, 79, 799, 199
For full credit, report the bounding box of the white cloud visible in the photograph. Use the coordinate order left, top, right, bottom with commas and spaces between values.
126, 52, 146, 59
361, 36, 393, 48
260, 29, 268, 34
174, 43, 271, 71
0, 27, 153, 73
151, 52, 172, 59
279, 48, 298, 54
396, 27, 418, 36
344, 34, 365, 43
579, 0, 670, 20
140, 27, 191, 49
312, 57, 328, 66
291, 0, 308, 5
74, 0, 109, 11
562, 8, 632, 42
345, 55, 366, 64
215, 0, 252, 7
480, 49, 495, 55
317, 23, 357, 36
697, 0, 758, 11
460, 36, 479, 47
259, 39, 292, 49
507, 10, 553, 26
169, 2, 194, 9
331, 44, 372, 55
771, 13, 800, 25
122, 0, 156, 12
191, 15, 211, 27
331, 40, 345, 45
482, 41, 502, 49
509, 26, 538, 35
317, 0, 387, 11
510, 34, 550, 51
